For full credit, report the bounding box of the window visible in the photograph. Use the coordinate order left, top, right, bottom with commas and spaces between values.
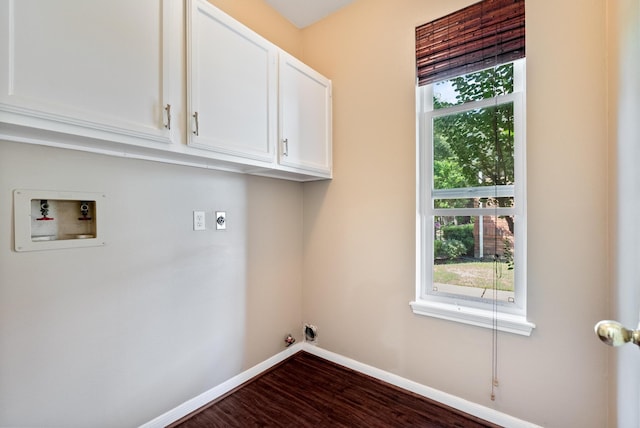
412, 0, 534, 335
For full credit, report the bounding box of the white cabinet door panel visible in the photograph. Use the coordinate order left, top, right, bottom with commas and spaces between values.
187, 0, 276, 164
279, 52, 332, 177
0, 0, 173, 146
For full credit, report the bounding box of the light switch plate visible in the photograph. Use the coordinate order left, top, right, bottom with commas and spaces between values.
193, 211, 205, 231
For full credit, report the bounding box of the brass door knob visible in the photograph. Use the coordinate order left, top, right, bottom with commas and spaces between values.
595, 320, 640, 347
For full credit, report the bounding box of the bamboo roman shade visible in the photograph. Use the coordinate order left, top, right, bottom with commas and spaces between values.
416, 0, 525, 86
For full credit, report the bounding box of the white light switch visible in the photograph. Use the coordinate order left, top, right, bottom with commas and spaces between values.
193, 211, 205, 231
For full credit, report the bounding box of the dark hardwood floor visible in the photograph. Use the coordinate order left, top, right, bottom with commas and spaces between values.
170, 351, 501, 428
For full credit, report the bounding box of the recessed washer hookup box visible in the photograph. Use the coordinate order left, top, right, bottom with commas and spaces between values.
13, 189, 106, 252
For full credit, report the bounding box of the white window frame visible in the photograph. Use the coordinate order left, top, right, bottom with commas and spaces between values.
411, 59, 535, 336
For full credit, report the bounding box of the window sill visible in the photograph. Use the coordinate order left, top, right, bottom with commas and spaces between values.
410, 299, 535, 336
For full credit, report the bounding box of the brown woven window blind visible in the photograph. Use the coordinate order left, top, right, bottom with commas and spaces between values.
416, 0, 525, 86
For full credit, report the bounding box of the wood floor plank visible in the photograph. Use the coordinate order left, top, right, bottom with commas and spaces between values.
171, 352, 502, 428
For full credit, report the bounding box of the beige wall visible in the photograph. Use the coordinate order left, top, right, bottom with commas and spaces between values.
0, 141, 304, 427
300, 0, 609, 426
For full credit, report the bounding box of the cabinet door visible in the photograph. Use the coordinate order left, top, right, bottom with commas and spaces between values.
278, 52, 332, 178
187, 0, 277, 164
0, 0, 175, 146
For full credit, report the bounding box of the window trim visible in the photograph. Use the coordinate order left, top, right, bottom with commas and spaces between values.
412, 59, 534, 336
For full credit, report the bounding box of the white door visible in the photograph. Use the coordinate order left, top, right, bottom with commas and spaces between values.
596, 1, 640, 426
0, 0, 175, 146
278, 52, 332, 177
187, 0, 277, 164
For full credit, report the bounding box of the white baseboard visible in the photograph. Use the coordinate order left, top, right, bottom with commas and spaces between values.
139, 343, 303, 428
140, 342, 540, 428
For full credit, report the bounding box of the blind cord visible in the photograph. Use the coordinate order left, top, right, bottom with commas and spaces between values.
491, 17, 500, 400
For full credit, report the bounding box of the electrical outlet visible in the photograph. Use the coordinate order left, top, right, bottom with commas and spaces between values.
215, 211, 226, 230
193, 211, 205, 231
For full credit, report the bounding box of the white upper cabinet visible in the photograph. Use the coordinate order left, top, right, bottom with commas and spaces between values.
187, 0, 277, 166
278, 52, 332, 178
0, 0, 176, 147
0, 0, 332, 181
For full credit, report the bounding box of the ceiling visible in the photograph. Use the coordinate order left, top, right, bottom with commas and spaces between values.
263, 0, 355, 28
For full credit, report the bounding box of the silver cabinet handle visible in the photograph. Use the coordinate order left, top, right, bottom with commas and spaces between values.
282, 138, 289, 156
192, 112, 199, 136
164, 104, 171, 130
